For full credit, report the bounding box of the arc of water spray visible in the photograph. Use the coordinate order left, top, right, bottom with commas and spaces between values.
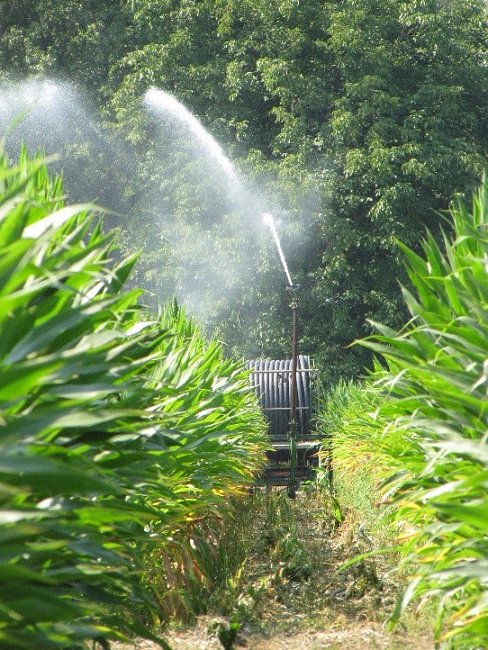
144, 87, 238, 182
262, 212, 294, 286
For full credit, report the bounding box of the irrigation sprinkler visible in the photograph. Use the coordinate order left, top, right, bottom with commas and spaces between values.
263, 212, 301, 497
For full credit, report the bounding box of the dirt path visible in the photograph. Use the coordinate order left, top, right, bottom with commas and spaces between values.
115, 490, 433, 649
122, 619, 431, 650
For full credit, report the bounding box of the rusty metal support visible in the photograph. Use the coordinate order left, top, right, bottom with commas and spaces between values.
290, 300, 298, 433
286, 284, 300, 498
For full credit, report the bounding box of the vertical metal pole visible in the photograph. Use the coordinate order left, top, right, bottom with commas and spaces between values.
290, 301, 298, 432
287, 285, 299, 498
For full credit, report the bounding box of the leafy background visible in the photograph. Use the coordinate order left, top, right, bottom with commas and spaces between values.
1, 2, 488, 648
1, 0, 487, 386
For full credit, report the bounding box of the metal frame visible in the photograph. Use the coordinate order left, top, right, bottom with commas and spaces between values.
247, 356, 319, 441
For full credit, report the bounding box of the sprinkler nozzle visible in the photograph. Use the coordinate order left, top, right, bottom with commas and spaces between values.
286, 283, 301, 292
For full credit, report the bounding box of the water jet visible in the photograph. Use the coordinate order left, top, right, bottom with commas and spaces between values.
262, 212, 294, 287
144, 87, 238, 183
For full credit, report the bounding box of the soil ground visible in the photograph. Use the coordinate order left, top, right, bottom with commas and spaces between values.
114, 489, 433, 650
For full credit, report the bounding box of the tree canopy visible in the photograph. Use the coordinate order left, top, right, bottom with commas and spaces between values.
1, 0, 487, 385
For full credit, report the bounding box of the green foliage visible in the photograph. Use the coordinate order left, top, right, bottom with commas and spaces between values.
202, 489, 314, 632
117, 0, 488, 383
311, 0, 488, 387
0, 150, 267, 648
0, 148, 163, 648
320, 380, 381, 478
0, 1, 133, 97
317, 379, 396, 538
141, 301, 270, 619
2, 0, 488, 386
356, 181, 488, 647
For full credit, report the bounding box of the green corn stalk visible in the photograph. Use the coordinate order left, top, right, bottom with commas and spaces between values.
358, 180, 488, 648
0, 148, 267, 649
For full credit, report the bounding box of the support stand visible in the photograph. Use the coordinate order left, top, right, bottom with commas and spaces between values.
286, 284, 300, 498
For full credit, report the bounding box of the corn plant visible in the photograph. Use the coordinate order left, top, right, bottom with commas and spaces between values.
0, 149, 267, 648
319, 379, 387, 480
140, 300, 269, 618
359, 181, 488, 648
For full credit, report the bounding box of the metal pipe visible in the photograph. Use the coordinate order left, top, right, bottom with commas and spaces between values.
290, 301, 298, 433
286, 283, 300, 498
260, 407, 310, 412
247, 353, 317, 435
248, 368, 315, 374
